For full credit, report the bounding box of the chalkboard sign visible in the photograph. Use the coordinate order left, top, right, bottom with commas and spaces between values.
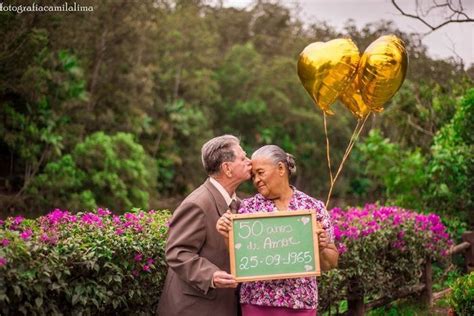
229, 210, 320, 282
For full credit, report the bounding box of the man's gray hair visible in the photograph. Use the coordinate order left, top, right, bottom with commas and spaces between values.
201, 135, 240, 175
251, 145, 296, 176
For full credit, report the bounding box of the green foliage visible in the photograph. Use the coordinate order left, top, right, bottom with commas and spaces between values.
425, 89, 474, 223
350, 129, 427, 209
367, 298, 433, 316
441, 216, 468, 244
0, 209, 170, 315
432, 264, 463, 292
0, 47, 86, 155
162, 100, 212, 193
27, 132, 157, 212
352, 88, 473, 223
0, 44, 88, 211
448, 272, 474, 316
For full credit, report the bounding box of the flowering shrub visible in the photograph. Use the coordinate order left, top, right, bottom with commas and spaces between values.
0, 208, 170, 315
0, 205, 453, 314
318, 204, 453, 312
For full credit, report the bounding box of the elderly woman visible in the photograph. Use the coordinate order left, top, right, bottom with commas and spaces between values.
217, 145, 338, 316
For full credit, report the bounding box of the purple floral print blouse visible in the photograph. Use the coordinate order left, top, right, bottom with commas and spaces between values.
237, 187, 335, 310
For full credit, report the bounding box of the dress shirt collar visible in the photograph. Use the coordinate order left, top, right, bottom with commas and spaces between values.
209, 177, 236, 206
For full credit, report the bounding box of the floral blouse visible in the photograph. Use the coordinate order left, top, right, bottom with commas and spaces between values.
238, 188, 334, 310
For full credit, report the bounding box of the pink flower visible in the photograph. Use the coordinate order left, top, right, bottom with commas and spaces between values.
112, 215, 121, 225
20, 229, 33, 240
39, 233, 57, 244
125, 213, 138, 222
44, 209, 77, 226
1, 239, 10, 247
328, 204, 451, 258
143, 265, 151, 272
146, 258, 155, 265
392, 240, 405, 251
0, 257, 6, 267
333, 226, 342, 241
337, 243, 348, 254
97, 208, 111, 216
81, 213, 103, 227
13, 216, 24, 225
393, 215, 403, 226
134, 253, 143, 262
115, 228, 125, 235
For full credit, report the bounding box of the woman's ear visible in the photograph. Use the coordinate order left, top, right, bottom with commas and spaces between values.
278, 162, 286, 176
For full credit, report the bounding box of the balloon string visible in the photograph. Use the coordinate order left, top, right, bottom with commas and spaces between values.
325, 114, 370, 208
323, 113, 334, 186
340, 119, 362, 168
325, 119, 360, 208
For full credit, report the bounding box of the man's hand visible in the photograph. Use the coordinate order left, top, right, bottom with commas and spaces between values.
212, 270, 237, 288
216, 210, 233, 239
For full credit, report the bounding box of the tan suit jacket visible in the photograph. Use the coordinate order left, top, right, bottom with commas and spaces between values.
157, 178, 238, 316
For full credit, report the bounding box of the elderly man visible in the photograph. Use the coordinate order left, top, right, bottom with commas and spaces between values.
157, 135, 252, 316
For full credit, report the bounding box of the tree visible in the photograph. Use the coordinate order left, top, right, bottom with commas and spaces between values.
424, 88, 474, 224
1, 0, 472, 215
27, 132, 157, 212
391, 0, 473, 32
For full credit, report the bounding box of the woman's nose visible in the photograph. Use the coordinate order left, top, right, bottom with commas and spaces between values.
253, 175, 260, 184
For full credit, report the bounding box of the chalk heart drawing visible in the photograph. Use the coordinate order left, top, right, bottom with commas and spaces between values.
301, 217, 310, 225
235, 243, 242, 250
304, 265, 313, 271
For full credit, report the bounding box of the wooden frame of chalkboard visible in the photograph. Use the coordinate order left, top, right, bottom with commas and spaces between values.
228, 210, 320, 282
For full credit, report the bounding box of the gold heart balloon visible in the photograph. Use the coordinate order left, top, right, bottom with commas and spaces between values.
339, 80, 370, 119
343, 35, 408, 114
297, 38, 360, 115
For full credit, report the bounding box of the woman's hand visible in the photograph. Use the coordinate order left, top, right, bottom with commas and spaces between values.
216, 210, 233, 239
315, 221, 339, 271
315, 221, 328, 249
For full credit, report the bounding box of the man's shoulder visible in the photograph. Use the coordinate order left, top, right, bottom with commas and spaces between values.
176, 182, 215, 211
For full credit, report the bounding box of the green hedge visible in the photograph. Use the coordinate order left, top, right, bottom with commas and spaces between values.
449, 272, 474, 316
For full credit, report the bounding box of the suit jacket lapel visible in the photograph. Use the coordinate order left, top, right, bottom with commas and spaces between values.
203, 178, 229, 216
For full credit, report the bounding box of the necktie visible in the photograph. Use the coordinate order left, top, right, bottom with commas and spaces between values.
229, 199, 241, 213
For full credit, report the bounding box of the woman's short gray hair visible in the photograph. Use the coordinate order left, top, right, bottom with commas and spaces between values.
251, 145, 296, 176
201, 135, 240, 175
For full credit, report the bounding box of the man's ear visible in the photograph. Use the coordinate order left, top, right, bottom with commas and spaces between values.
221, 162, 232, 178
